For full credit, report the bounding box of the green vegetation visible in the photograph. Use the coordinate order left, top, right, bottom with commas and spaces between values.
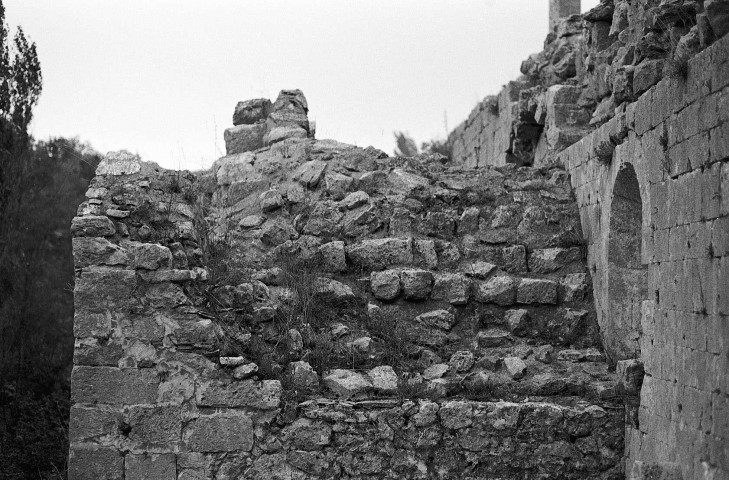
393, 131, 453, 160
0, 3, 101, 477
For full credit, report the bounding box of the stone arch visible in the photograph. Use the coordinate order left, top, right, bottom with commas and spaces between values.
605, 162, 647, 362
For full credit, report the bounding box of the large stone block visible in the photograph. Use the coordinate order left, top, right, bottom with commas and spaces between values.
124, 241, 173, 270
195, 379, 281, 409
74, 267, 137, 313
72, 237, 130, 268
69, 405, 121, 442
184, 411, 253, 452
126, 454, 176, 480
293, 160, 327, 188
71, 366, 159, 405
517, 278, 558, 304
474, 276, 517, 306
233, 98, 272, 126
322, 369, 372, 399
224, 124, 265, 155
346, 238, 413, 270
400, 269, 434, 300
431, 273, 470, 305
68, 447, 123, 480
71, 215, 116, 237
370, 270, 401, 300
126, 405, 181, 448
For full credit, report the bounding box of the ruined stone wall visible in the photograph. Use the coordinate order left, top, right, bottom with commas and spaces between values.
69, 91, 628, 478
558, 31, 729, 479
449, 0, 726, 171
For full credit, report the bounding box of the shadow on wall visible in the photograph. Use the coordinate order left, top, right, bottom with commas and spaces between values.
606, 163, 647, 363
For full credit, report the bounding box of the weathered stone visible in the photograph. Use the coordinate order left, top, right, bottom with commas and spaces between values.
240, 215, 266, 229
389, 168, 430, 195
517, 278, 558, 304
314, 278, 355, 304
126, 242, 173, 270
260, 218, 298, 246
431, 273, 470, 304
125, 453, 176, 480
475, 276, 517, 306
616, 359, 644, 396
304, 201, 344, 236
68, 447, 123, 480
412, 401, 440, 426
423, 211, 456, 239
224, 124, 265, 154
368, 365, 398, 393
463, 261, 497, 279
504, 357, 527, 379
219, 356, 250, 367
630, 461, 684, 480
341, 190, 370, 210
477, 329, 511, 348
293, 160, 327, 188
370, 270, 401, 300
439, 400, 473, 429
502, 245, 527, 273
195, 379, 281, 409
71, 366, 159, 404
138, 268, 204, 283
534, 344, 555, 363
458, 206, 481, 234
416, 309, 456, 330
71, 215, 116, 237
449, 351, 475, 373
290, 361, 319, 389
233, 363, 259, 380
347, 238, 413, 270
529, 247, 582, 273
73, 237, 130, 267
185, 411, 253, 452
633, 59, 664, 96
561, 273, 590, 302
95, 150, 141, 176
322, 369, 372, 399
557, 349, 584, 362
505, 308, 530, 335
214, 152, 258, 185
126, 404, 181, 447
233, 98, 272, 125
400, 269, 433, 300
282, 418, 332, 451
68, 405, 120, 442
260, 189, 284, 212
318, 241, 346, 272
423, 363, 450, 380
413, 239, 438, 269
706, 0, 729, 38
324, 171, 354, 200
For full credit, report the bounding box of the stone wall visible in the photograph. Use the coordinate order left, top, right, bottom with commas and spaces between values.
69, 92, 628, 477
449, 0, 726, 171
68, 1, 729, 478
557, 30, 729, 480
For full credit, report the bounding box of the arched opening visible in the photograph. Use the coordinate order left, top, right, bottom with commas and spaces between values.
606, 163, 647, 362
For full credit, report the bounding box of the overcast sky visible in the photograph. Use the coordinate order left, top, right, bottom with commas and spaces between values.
5, 0, 598, 170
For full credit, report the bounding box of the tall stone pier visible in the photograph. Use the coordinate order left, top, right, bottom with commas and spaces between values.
549, 0, 581, 31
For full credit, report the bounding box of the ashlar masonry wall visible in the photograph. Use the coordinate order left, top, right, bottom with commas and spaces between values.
557, 31, 729, 480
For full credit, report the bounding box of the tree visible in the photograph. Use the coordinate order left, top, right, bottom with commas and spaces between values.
0, 1, 42, 133
393, 131, 419, 157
